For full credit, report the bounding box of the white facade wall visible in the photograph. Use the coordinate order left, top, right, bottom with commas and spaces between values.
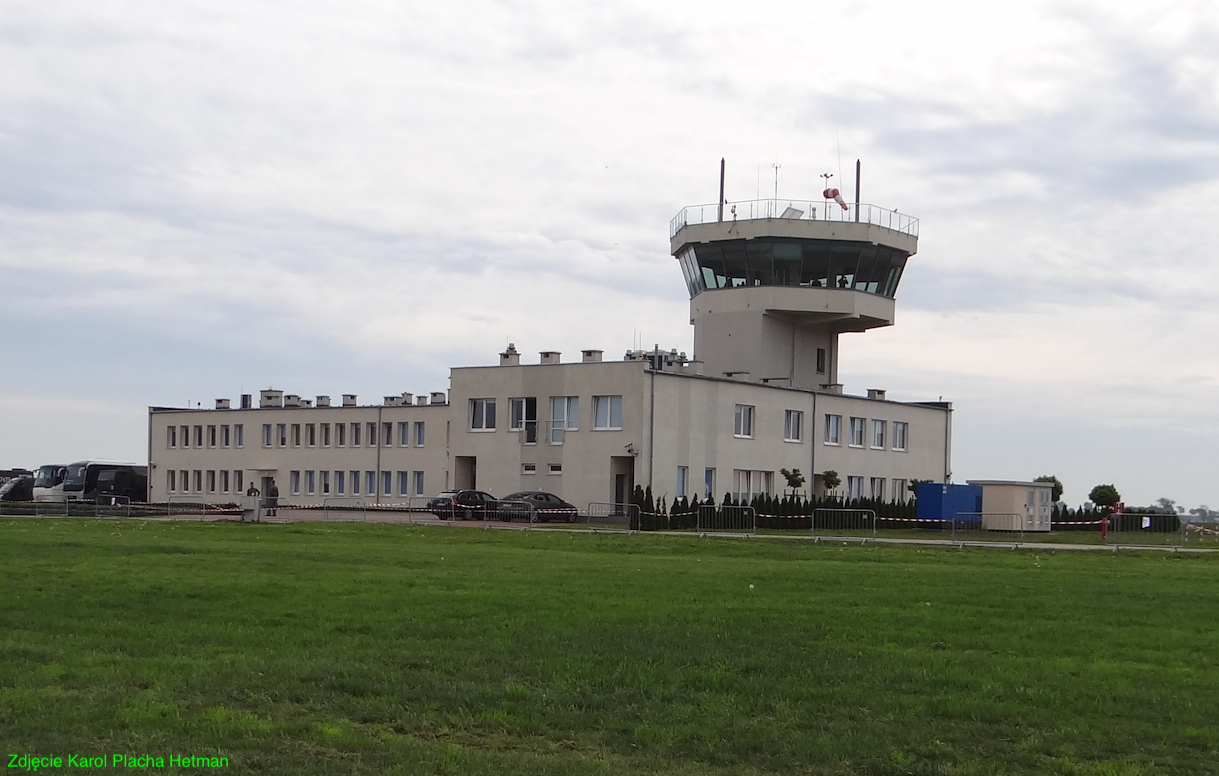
148, 403, 449, 505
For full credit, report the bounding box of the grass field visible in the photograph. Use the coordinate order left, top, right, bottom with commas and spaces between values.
2, 519, 1218, 775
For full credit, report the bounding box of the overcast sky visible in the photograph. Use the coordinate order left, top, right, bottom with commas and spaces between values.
2, 0, 1217, 508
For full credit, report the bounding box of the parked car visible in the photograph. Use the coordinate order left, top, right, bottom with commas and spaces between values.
501, 491, 579, 522
0, 476, 35, 502
427, 490, 498, 520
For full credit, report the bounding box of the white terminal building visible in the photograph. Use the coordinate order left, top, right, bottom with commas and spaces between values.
148, 194, 953, 509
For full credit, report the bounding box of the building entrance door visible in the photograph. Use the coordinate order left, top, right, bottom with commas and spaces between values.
455, 457, 477, 490
610, 456, 635, 507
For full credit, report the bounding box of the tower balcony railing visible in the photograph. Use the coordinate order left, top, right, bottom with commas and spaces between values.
670, 199, 918, 240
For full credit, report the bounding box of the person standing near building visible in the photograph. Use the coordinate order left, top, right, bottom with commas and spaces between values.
267, 478, 279, 517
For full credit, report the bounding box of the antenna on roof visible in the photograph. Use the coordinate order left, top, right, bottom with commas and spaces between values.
772, 162, 781, 200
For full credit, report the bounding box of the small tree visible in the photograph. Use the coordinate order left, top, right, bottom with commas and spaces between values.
1089, 484, 1121, 513
908, 478, 933, 496
1034, 475, 1064, 502
821, 470, 841, 494
780, 467, 805, 491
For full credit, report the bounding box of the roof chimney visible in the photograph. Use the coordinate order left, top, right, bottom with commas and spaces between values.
581, 349, 603, 363
259, 389, 284, 408
342, 394, 357, 407
867, 389, 887, 401
540, 351, 561, 365
500, 343, 521, 366
430, 391, 448, 405
215, 398, 231, 410
316, 395, 331, 407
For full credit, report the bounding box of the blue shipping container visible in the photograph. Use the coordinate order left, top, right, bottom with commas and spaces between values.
916, 483, 983, 521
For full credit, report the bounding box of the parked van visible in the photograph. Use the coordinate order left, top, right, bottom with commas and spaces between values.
62, 461, 148, 503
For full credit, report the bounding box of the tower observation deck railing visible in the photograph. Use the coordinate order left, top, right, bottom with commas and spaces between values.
670, 199, 919, 240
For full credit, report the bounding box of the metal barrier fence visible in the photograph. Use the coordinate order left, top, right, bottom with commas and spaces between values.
950, 513, 1027, 544
697, 504, 757, 534
94, 495, 131, 519
811, 508, 876, 541
323, 497, 368, 522
1107, 513, 1184, 547
586, 502, 638, 530
1184, 521, 1219, 546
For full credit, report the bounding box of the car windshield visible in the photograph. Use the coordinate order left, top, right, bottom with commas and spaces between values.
434, 492, 458, 500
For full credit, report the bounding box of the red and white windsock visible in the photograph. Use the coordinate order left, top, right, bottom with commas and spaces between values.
823, 187, 849, 211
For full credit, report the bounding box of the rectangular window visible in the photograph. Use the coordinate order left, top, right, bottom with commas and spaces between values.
194, 425, 203, 447
350, 470, 360, 495
847, 475, 863, 500
180, 470, 188, 492
548, 463, 563, 475
366, 471, 376, 495
351, 423, 361, 447
705, 468, 715, 499
399, 422, 410, 446
849, 417, 865, 447
305, 470, 315, 495
893, 479, 907, 501
220, 470, 229, 493
277, 423, 288, 447
234, 470, 243, 493
893, 421, 909, 451
382, 422, 392, 447
550, 396, 578, 443
415, 421, 425, 446
734, 404, 754, 437
306, 423, 316, 447
221, 425, 230, 447
732, 469, 773, 501
870, 477, 885, 500
321, 423, 330, 446
784, 409, 803, 442
167, 426, 177, 448
166, 470, 176, 491
367, 422, 378, 447
193, 470, 203, 492
471, 398, 497, 430
290, 471, 301, 495
291, 424, 301, 447
321, 470, 330, 495
816, 347, 827, 374
413, 471, 424, 495
871, 419, 886, 449
234, 424, 244, 447
510, 398, 537, 443
593, 395, 623, 429
397, 471, 408, 495
336, 470, 345, 495
523, 463, 537, 475
824, 414, 841, 444
180, 425, 190, 447
207, 425, 217, 447
263, 424, 273, 447
336, 422, 346, 446
677, 466, 688, 499
382, 471, 392, 496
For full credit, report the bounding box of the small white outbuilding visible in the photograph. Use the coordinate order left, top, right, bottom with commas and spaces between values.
965, 480, 1054, 532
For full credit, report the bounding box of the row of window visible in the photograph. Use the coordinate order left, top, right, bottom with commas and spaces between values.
166, 424, 245, 449
731, 407, 909, 451
671, 467, 910, 503
259, 421, 425, 449
471, 395, 623, 443
166, 469, 244, 494
286, 469, 426, 497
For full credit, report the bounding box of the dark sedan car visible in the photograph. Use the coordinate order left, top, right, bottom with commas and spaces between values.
427, 490, 498, 520
0, 476, 34, 502
501, 491, 579, 522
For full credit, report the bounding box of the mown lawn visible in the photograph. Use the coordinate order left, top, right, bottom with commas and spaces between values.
1, 519, 1217, 775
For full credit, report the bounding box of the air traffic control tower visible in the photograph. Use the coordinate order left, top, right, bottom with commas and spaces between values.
670, 189, 918, 391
